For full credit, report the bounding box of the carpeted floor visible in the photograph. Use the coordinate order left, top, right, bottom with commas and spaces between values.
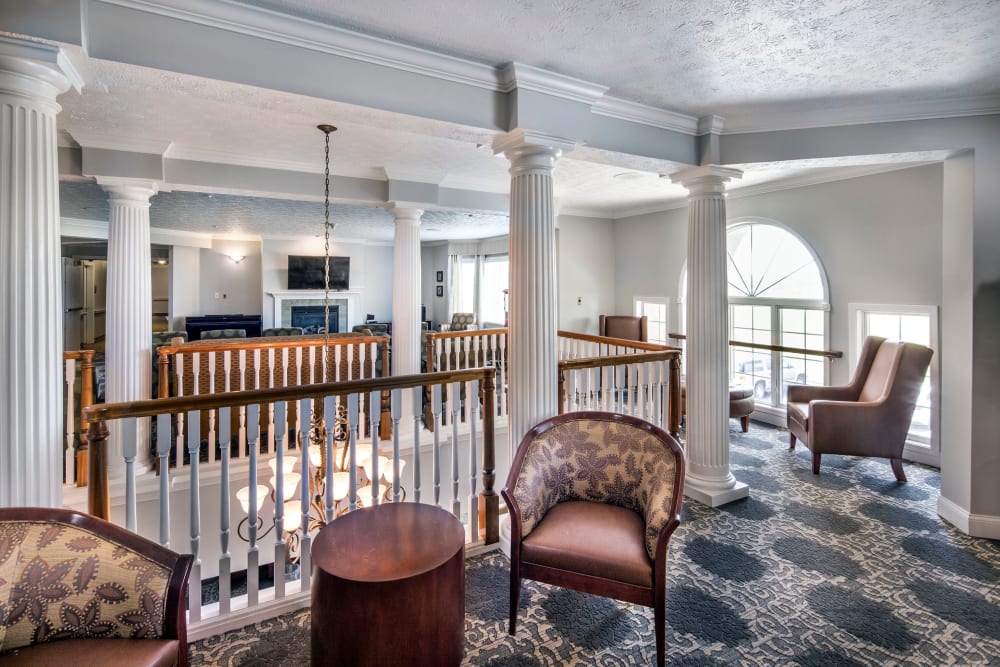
189, 423, 1000, 666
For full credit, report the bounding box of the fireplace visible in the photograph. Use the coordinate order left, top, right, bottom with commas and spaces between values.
291, 305, 340, 334
268, 290, 360, 333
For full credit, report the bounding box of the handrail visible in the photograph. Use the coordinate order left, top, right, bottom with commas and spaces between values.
668, 332, 842, 359
155, 332, 389, 356
86, 367, 494, 421
83, 367, 500, 546
558, 330, 681, 352
557, 349, 683, 438
425, 327, 508, 341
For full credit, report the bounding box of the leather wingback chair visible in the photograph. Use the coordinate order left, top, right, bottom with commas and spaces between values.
599, 315, 648, 342
787, 336, 933, 482
502, 412, 685, 667
0, 507, 192, 666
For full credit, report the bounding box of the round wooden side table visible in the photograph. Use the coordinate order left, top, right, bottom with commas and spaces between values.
311, 502, 465, 667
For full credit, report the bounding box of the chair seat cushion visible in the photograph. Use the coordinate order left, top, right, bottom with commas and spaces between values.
0, 638, 179, 666
521, 501, 652, 588
787, 401, 809, 431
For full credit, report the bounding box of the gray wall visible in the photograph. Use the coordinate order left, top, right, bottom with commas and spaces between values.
198, 239, 263, 315
169, 245, 201, 330
558, 215, 617, 334
421, 243, 450, 327
613, 164, 944, 385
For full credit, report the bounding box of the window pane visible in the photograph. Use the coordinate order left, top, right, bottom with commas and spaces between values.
727, 223, 824, 300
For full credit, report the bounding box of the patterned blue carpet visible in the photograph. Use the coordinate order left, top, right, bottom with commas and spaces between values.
190, 422, 1000, 665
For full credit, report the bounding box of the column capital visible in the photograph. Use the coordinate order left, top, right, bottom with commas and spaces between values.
97, 177, 161, 205
669, 165, 743, 196
386, 203, 425, 223
493, 129, 575, 175
0, 36, 83, 107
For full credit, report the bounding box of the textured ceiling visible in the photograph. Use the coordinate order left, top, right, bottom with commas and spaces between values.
238, 0, 1000, 116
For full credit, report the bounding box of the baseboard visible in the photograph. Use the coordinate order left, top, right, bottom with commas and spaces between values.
937, 495, 1000, 539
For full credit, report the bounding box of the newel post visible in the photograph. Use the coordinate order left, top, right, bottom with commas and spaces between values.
669, 354, 683, 440
76, 351, 95, 487
87, 419, 111, 520
479, 368, 499, 544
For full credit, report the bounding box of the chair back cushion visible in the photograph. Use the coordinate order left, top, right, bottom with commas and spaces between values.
511, 415, 680, 560
200, 328, 247, 339
262, 327, 304, 337
599, 315, 648, 342
450, 313, 476, 331
0, 521, 173, 653
858, 341, 903, 402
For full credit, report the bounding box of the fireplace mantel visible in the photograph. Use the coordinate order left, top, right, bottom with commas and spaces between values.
268, 289, 362, 331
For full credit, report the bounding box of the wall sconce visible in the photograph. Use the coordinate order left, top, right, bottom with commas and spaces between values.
228, 253, 245, 264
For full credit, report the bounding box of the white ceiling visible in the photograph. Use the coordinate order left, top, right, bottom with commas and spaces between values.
37, 0, 998, 240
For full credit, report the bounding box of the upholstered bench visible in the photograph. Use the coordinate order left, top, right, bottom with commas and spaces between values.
680, 383, 756, 432
0, 508, 192, 666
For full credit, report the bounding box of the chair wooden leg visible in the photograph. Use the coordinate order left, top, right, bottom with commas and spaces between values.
789, 433, 796, 449
654, 598, 665, 667
509, 566, 521, 635
890, 457, 907, 483
740, 416, 750, 432
812, 452, 821, 474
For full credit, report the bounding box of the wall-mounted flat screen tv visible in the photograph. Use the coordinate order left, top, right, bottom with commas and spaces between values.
287, 255, 350, 290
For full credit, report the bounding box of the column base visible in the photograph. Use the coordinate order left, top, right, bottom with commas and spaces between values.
684, 470, 749, 507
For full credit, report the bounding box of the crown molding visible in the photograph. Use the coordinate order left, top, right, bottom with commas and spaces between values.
70, 129, 172, 155
726, 162, 936, 201
697, 115, 725, 135
723, 94, 1000, 134
98, 0, 503, 90
592, 96, 698, 134
164, 144, 321, 175
499, 62, 608, 105
61, 217, 109, 239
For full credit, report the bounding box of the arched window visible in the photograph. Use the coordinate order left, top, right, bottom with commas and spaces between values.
682, 219, 830, 409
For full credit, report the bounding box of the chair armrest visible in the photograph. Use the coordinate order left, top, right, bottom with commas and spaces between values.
808, 399, 908, 457
787, 383, 858, 404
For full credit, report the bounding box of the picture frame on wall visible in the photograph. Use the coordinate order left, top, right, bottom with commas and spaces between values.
436, 285, 444, 297
436, 270, 444, 283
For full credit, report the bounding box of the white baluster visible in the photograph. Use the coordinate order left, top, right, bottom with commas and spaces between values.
347, 393, 360, 511
208, 351, 217, 463
64, 357, 75, 485
174, 354, 185, 469
187, 409, 202, 622
412, 386, 422, 504
451, 381, 461, 518
273, 401, 287, 599
369, 389, 380, 507
123, 417, 138, 532
238, 350, 247, 461
324, 395, 336, 523
468, 379, 480, 543
391, 388, 402, 502
432, 383, 442, 507
246, 403, 260, 607
298, 397, 312, 591
499, 333, 508, 417
156, 413, 171, 547
218, 406, 231, 615
267, 349, 276, 453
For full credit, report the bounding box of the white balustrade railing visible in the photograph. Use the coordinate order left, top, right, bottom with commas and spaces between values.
83, 368, 502, 635
426, 328, 508, 424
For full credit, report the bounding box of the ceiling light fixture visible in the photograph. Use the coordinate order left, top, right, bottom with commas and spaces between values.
613, 171, 646, 181
227, 253, 245, 264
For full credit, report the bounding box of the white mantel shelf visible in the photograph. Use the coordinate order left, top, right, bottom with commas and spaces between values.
268, 289, 364, 331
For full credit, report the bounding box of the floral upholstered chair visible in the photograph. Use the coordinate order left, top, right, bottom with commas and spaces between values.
0, 508, 192, 666
502, 412, 685, 667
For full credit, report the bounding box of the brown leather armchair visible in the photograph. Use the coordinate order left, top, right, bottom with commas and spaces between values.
502, 412, 685, 667
0, 507, 192, 666
787, 336, 933, 482
599, 315, 648, 341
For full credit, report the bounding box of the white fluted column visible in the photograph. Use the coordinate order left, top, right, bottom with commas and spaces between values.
0, 38, 82, 507
389, 205, 423, 376
494, 130, 574, 453
671, 165, 748, 507
101, 178, 158, 477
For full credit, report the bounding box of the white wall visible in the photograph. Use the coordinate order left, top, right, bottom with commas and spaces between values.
259, 238, 392, 329
558, 215, 616, 334
169, 245, 200, 330
421, 243, 449, 327
199, 239, 263, 315
613, 164, 944, 385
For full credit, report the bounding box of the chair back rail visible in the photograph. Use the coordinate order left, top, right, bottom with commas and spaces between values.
83, 367, 500, 629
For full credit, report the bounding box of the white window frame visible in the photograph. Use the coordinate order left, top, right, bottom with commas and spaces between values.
633, 296, 670, 345
848, 303, 940, 467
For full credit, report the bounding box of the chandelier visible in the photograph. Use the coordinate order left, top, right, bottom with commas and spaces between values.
235, 124, 404, 564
